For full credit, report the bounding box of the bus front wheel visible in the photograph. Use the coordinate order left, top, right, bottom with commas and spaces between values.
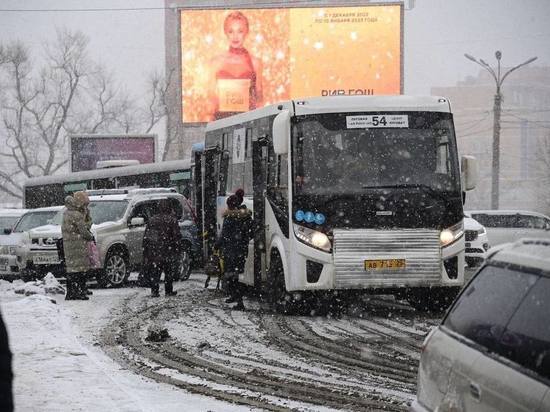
267, 253, 303, 315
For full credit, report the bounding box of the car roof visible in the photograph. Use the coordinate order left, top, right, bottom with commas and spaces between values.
23, 206, 64, 214
467, 209, 550, 219
487, 238, 550, 272
0, 208, 29, 217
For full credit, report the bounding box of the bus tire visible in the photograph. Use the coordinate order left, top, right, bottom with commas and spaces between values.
98, 248, 128, 288
267, 252, 303, 315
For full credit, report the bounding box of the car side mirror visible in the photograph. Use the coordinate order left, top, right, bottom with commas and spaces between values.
129, 217, 145, 227
3, 228, 12, 235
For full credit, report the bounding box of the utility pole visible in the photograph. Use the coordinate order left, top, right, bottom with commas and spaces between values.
464, 51, 537, 209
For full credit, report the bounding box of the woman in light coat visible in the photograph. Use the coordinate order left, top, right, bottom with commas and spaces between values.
61, 191, 94, 300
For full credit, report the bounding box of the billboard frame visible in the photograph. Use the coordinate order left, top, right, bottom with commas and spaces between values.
176, 1, 404, 126
68, 134, 158, 173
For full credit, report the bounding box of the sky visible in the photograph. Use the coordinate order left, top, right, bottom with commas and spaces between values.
0, 0, 549, 98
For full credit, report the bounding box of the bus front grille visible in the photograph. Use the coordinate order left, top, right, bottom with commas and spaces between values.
333, 229, 442, 288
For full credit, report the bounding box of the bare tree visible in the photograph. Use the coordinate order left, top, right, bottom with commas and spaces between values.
0, 29, 139, 202
140, 68, 176, 161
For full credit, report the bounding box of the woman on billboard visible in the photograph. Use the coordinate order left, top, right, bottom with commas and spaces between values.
207, 11, 264, 120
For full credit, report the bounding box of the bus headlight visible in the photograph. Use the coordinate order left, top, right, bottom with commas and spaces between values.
293, 224, 332, 252
440, 221, 464, 247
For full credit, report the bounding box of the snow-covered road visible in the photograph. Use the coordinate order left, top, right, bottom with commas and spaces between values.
0, 278, 248, 412
0, 274, 447, 411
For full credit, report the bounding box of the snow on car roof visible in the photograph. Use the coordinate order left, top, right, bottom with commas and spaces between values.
22, 206, 64, 214
488, 238, 550, 272
0, 208, 29, 217
467, 209, 550, 219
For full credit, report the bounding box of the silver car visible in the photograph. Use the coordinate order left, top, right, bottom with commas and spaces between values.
412, 238, 550, 412
0, 206, 63, 279
26, 188, 200, 287
467, 209, 550, 247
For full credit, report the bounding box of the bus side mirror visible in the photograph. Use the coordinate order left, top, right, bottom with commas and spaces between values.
461, 155, 477, 191
273, 110, 290, 155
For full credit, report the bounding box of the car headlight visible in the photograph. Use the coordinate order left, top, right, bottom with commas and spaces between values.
440, 221, 464, 247
477, 226, 486, 235
293, 224, 332, 252
8, 246, 18, 255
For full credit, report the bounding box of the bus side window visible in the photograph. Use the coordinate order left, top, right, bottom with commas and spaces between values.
277, 154, 288, 201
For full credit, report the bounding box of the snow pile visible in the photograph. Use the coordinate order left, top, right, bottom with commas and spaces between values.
0, 279, 19, 294
14, 273, 65, 296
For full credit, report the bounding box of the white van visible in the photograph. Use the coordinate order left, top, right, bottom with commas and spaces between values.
412, 238, 550, 412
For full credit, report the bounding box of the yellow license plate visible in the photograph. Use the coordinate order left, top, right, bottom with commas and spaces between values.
364, 259, 406, 270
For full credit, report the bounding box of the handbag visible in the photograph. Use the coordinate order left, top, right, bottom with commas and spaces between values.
204, 251, 224, 289
87, 241, 101, 269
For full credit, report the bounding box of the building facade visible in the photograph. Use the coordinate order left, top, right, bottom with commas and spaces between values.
432, 67, 550, 215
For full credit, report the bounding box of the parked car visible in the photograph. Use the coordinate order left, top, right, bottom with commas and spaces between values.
0, 208, 28, 234
467, 209, 550, 247
0, 206, 63, 279
463, 216, 490, 269
24, 188, 201, 287
411, 238, 550, 412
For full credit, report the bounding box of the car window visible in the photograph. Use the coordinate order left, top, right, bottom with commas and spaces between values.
501, 276, 550, 380
0, 216, 20, 230
13, 211, 58, 232
89, 200, 128, 224
444, 264, 538, 353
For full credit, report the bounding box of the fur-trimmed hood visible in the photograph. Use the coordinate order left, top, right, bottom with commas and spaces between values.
223, 208, 252, 220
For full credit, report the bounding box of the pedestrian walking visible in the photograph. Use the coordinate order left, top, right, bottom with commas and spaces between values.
0, 309, 13, 412
215, 194, 253, 310
61, 191, 95, 300
142, 199, 183, 297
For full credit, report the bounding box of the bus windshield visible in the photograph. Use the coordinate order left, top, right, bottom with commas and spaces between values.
292, 112, 460, 196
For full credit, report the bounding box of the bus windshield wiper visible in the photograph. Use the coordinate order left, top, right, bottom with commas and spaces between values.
361, 184, 450, 204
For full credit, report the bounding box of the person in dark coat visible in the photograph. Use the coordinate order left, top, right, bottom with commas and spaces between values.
0, 309, 13, 411
215, 194, 253, 310
142, 199, 183, 297
61, 191, 95, 300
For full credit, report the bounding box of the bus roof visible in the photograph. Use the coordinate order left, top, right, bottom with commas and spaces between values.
23, 159, 192, 188
206, 95, 452, 132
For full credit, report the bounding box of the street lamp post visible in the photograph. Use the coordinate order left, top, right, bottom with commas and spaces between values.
464, 51, 537, 209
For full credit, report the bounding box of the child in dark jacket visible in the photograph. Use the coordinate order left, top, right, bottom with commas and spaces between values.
215, 194, 253, 310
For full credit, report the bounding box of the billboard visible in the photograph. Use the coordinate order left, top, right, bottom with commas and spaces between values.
180, 4, 403, 123
69, 134, 157, 172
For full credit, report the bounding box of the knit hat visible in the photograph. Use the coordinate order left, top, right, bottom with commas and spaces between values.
235, 188, 244, 205
226, 195, 240, 210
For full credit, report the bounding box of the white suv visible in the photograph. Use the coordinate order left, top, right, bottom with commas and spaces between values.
463, 215, 490, 269
468, 209, 550, 247
412, 238, 550, 412
24, 188, 200, 287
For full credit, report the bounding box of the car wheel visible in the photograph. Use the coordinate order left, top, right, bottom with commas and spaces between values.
101, 250, 128, 288
175, 243, 192, 281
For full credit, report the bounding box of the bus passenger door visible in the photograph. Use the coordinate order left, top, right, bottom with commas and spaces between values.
250, 138, 268, 290
202, 147, 222, 261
